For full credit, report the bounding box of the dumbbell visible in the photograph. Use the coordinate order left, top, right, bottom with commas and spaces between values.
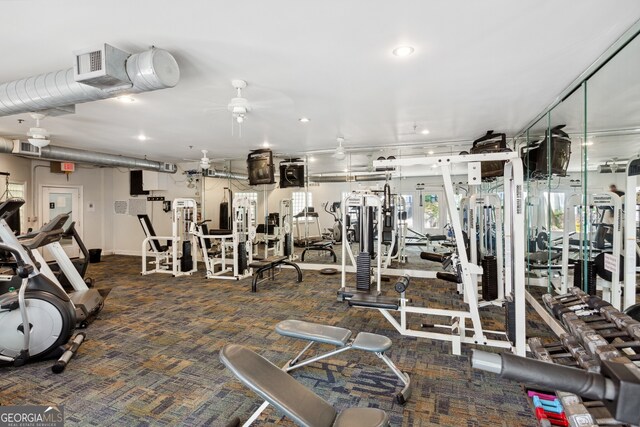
534, 407, 569, 427
533, 395, 563, 414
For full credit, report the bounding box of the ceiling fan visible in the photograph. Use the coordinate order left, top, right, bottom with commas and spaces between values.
183, 149, 212, 170
332, 137, 346, 160
205, 79, 294, 137
27, 113, 51, 148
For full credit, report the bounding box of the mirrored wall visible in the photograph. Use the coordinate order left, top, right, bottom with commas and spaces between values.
520, 27, 640, 309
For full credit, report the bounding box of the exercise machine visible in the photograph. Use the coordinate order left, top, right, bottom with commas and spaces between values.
140, 198, 198, 277
24, 213, 104, 328
338, 191, 383, 299
192, 195, 255, 280
0, 199, 83, 369
345, 152, 526, 356
220, 343, 390, 427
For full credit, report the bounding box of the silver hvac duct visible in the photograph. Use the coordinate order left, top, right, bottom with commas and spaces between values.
206, 170, 248, 180
0, 46, 179, 116
0, 138, 176, 173
309, 174, 387, 183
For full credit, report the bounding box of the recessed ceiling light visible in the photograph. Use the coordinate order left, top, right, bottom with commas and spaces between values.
421, 129, 430, 135
428, 150, 434, 155
582, 141, 593, 146
392, 45, 415, 57
308, 156, 316, 162
431, 164, 438, 168
137, 134, 147, 141
262, 141, 270, 148
344, 169, 349, 173
117, 96, 135, 103
299, 117, 310, 123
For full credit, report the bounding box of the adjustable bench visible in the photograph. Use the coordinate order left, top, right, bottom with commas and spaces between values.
220, 343, 389, 427
248, 255, 302, 292
301, 240, 337, 263
276, 319, 412, 404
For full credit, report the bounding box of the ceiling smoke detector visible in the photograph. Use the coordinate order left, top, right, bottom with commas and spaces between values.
27, 113, 50, 148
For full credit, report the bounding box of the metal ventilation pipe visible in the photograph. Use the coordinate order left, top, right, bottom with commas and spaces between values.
309, 174, 387, 183
208, 170, 248, 180
0, 47, 179, 116
0, 139, 176, 173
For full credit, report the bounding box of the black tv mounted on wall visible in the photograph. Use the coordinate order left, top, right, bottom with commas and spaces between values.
247, 149, 275, 185
279, 158, 305, 188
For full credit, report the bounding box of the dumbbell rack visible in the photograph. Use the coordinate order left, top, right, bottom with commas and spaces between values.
527, 287, 640, 426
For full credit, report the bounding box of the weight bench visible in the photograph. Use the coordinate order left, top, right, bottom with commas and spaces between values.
276, 319, 412, 404
301, 240, 337, 263
220, 344, 389, 427
248, 255, 302, 292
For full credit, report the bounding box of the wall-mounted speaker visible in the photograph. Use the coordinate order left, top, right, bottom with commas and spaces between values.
279, 159, 305, 188
247, 149, 275, 185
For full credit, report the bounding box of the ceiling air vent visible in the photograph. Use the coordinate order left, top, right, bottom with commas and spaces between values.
74, 44, 132, 92
12, 140, 41, 156
160, 163, 177, 173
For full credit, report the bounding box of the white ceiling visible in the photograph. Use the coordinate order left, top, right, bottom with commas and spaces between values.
1, 0, 639, 174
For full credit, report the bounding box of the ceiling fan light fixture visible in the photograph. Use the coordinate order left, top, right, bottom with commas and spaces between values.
28, 137, 50, 148
392, 45, 415, 57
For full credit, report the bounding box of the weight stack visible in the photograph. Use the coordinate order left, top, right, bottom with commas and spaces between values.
356, 252, 371, 292
283, 233, 292, 256
573, 259, 596, 295
180, 241, 193, 271
481, 255, 498, 301
237, 242, 247, 272
504, 294, 516, 345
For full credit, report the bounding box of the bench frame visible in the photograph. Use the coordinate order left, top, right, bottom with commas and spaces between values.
283, 336, 411, 405
250, 256, 302, 292
301, 241, 337, 263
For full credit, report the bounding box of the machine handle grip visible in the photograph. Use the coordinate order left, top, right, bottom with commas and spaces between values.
472, 350, 617, 401
394, 275, 410, 293
420, 252, 446, 262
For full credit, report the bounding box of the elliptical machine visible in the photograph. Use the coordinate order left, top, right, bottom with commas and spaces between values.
0, 199, 78, 367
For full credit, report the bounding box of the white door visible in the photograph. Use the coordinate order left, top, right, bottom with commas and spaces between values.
41, 186, 82, 259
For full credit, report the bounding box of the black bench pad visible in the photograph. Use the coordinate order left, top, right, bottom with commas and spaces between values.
348, 294, 400, 310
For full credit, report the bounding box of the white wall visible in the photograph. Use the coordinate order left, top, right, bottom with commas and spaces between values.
0, 153, 32, 232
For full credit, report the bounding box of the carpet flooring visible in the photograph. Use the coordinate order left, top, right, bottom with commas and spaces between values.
0, 254, 557, 426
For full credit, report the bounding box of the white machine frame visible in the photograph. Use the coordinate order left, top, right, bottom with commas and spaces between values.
364, 152, 526, 356
559, 192, 623, 308
340, 191, 384, 293
141, 198, 198, 277
468, 193, 505, 304
624, 157, 640, 310
193, 195, 255, 280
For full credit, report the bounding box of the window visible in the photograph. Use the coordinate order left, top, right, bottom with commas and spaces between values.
4, 182, 26, 233
543, 192, 566, 231
236, 192, 257, 225
423, 193, 440, 229
292, 192, 313, 217
401, 194, 414, 228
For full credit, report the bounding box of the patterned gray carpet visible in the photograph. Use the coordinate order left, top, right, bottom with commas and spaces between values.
0, 255, 556, 426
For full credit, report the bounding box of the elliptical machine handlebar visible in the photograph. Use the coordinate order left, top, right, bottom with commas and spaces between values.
0, 243, 34, 278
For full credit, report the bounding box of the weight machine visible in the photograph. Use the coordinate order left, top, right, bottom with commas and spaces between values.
192, 195, 255, 280
345, 152, 526, 356
141, 198, 197, 277
468, 193, 504, 304
558, 193, 624, 308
